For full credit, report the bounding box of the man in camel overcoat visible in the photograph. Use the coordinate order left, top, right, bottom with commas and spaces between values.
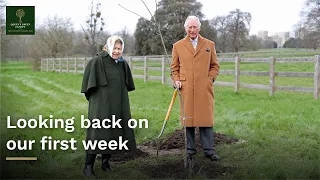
171, 15, 221, 161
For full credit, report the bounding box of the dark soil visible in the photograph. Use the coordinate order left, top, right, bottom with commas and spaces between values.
110, 128, 239, 162
108, 128, 239, 179
109, 149, 149, 163
139, 158, 237, 179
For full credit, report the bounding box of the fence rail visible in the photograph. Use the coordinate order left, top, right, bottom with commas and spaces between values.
41, 55, 320, 99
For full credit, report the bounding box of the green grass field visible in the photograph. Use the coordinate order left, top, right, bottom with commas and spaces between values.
1, 61, 319, 179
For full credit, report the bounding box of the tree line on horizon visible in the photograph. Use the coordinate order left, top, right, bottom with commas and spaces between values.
0, 0, 319, 64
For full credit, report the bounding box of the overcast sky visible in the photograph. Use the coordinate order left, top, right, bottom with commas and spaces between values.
7, 0, 306, 36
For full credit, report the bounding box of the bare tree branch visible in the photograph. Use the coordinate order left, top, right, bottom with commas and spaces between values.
118, 4, 151, 23
141, 0, 155, 22
118, 4, 155, 30
154, 0, 158, 22
80, 24, 92, 47
119, 2, 171, 69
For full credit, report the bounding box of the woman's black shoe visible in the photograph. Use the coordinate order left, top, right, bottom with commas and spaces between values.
101, 154, 114, 172
83, 165, 96, 177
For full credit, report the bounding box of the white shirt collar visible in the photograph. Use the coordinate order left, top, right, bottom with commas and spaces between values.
189, 36, 198, 42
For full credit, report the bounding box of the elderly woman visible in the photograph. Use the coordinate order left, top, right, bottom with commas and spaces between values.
81, 35, 136, 177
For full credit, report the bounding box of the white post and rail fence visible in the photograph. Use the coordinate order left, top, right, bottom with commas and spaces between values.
40, 55, 320, 99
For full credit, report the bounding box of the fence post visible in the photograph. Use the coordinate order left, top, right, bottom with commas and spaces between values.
67, 57, 69, 73
161, 57, 166, 84
269, 57, 276, 96
128, 57, 132, 70
144, 56, 148, 82
314, 55, 319, 100
75, 57, 77, 74
235, 56, 240, 92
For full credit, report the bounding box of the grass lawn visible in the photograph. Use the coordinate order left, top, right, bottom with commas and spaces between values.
0, 61, 319, 179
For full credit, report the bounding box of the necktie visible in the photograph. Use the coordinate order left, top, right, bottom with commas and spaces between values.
192, 40, 197, 49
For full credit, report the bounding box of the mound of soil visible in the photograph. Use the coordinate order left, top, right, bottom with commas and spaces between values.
108, 128, 240, 163
143, 128, 239, 150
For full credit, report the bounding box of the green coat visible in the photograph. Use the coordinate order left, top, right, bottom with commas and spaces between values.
81, 51, 136, 154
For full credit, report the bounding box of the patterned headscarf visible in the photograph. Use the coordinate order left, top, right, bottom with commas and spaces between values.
102, 35, 125, 59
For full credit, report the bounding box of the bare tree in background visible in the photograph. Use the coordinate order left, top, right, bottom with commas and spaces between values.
300, 0, 320, 48
72, 30, 110, 56
227, 9, 251, 52
27, 34, 48, 70
293, 22, 304, 49
211, 16, 230, 52
0, 0, 4, 24
0, 0, 7, 61
28, 16, 74, 70
36, 16, 74, 58
72, 30, 90, 56
302, 0, 320, 31
82, 0, 105, 56
5, 35, 28, 60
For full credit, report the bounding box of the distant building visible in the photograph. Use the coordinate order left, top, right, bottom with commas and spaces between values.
258, 31, 269, 40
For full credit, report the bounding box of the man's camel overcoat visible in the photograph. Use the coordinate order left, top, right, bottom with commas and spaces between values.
171, 35, 220, 127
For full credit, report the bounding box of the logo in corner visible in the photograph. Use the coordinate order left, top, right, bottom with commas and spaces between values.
6, 6, 35, 35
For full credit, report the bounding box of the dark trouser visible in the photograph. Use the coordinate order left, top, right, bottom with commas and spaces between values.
186, 127, 215, 156
84, 153, 111, 168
